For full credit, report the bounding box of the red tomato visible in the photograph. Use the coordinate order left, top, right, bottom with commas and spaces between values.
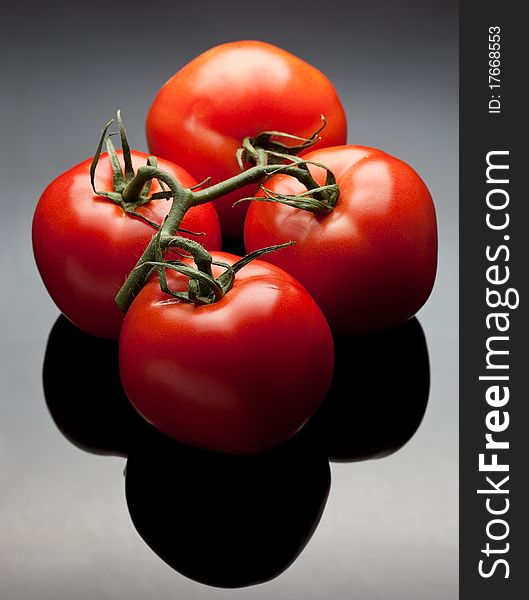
146, 40, 347, 240
119, 253, 334, 455
33, 151, 221, 340
244, 145, 438, 334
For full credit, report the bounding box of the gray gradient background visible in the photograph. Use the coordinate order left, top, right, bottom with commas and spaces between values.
0, 1, 458, 598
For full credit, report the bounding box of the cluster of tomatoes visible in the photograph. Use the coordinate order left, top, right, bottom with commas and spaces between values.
33, 41, 437, 456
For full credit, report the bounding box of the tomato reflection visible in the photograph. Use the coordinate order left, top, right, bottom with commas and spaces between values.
42, 313, 429, 588
43, 315, 149, 457
307, 317, 430, 461
125, 435, 330, 588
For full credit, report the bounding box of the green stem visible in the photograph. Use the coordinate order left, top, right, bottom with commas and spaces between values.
191, 165, 273, 204
116, 167, 192, 312
164, 236, 215, 298
115, 162, 330, 312
191, 163, 324, 204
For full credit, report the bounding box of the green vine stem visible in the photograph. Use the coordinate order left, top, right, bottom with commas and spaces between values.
135, 241, 294, 307
88, 113, 340, 312
114, 162, 327, 312
237, 115, 327, 168
234, 117, 339, 212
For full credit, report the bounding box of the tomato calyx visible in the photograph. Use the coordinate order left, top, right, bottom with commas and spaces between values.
237, 155, 339, 215
235, 117, 339, 215
260, 161, 338, 214
89, 111, 181, 229
236, 115, 327, 169
137, 234, 294, 306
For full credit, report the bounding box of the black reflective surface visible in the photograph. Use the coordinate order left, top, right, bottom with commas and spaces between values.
40, 314, 430, 589
43, 316, 149, 457
310, 318, 430, 462
126, 437, 330, 588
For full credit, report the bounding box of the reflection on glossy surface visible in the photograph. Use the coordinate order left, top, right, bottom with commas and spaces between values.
125, 434, 330, 588
43, 314, 429, 463
41, 314, 429, 589
307, 317, 430, 461
43, 316, 150, 457
42, 315, 331, 589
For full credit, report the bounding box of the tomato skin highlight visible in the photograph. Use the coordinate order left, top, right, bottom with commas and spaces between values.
32, 151, 221, 340
119, 253, 334, 455
244, 145, 438, 334
146, 40, 347, 240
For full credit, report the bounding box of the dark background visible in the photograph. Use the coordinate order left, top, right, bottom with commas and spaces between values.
0, 1, 458, 598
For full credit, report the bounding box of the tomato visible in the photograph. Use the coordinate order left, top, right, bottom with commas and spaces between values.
33, 151, 221, 339
146, 40, 347, 240
244, 145, 438, 334
119, 253, 334, 455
